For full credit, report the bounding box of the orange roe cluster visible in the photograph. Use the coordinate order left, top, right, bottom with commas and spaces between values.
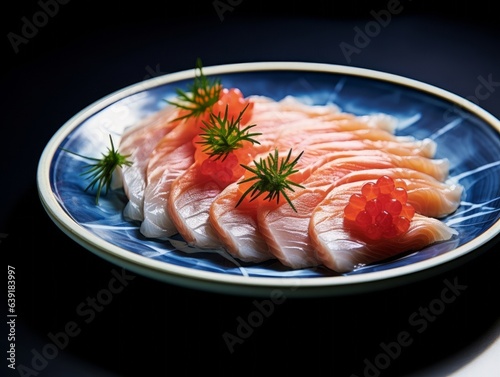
196, 143, 251, 187
344, 175, 415, 240
194, 87, 255, 188
212, 87, 254, 124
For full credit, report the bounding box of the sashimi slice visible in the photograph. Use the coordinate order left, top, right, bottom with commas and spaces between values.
119, 105, 180, 221
334, 167, 463, 218
209, 183, 275, 262
303, 150, 450, 183
140, 118, 202, 238
253, 95, 342, 118
255, 96, 398, 135
310, 137, 437, 159
309, 180, 458, 273
167, 165, 223, 248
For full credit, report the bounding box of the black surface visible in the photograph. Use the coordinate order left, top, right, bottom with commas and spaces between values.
2, 1, 499, 376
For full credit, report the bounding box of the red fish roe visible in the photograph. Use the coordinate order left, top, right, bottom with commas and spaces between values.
344, 176, 415, 240
193, 137, 253, 188
191, 87, 255, 188
212, 88, 254, 124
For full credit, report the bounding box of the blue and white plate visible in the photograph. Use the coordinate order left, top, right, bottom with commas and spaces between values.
37, 62, 500, 297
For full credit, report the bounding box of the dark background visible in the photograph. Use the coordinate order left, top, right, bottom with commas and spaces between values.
1, 1, 499, 376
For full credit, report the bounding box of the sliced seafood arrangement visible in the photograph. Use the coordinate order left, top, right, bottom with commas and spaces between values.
114, 61, 462, 273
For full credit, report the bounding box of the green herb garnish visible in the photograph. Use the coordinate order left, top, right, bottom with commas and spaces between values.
166, 58, 222, 121
197, 104, 261, 161
236, 148, 305, 212
60, 134, 132, 204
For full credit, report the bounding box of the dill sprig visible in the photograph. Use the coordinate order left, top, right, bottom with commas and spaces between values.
166, 58, 222, 121
197, 103, 261, 161
60, 134, 132, 205
236, 148, 305, 212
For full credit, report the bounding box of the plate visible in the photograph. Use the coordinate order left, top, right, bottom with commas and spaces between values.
37, 62, 500, 297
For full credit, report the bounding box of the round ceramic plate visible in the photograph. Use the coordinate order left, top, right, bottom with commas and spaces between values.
37, 62, 500, 297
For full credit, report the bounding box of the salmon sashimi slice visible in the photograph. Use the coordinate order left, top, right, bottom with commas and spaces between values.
209, 183, 275, 262
310, 137, 437, 159
167, 165, 223, 248
253, 95, 342, 118
257, 96, 399, 136
334, 167, 463, 218
119, 105, 180, 221
309, 180, 458, 273
300, 150, 450, 183
140, 118, 201, 238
